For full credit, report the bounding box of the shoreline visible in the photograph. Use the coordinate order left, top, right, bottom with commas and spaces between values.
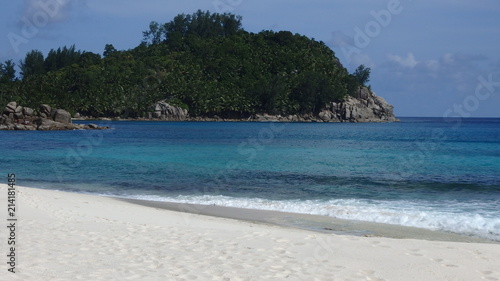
119, 198, 498, 244
12, 184, 500, 244
3, 184, 500, 280
72, 115, 400, 123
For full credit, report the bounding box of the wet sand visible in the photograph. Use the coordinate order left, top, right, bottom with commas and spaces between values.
120, 198, 497, 243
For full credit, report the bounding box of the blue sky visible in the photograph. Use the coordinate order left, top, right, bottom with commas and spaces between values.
1, 0, 499, 117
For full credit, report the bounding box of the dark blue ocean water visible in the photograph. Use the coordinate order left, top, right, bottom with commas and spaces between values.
1, 118, 499, 240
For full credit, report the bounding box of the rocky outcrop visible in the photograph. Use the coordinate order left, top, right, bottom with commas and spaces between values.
0, 102, 109, 130
53, 109, 72, 124
247, 88, 398, 123
148, 101, 188, 121
319, 88, 398, 122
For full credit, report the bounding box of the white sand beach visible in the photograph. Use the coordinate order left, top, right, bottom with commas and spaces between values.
2, 184, 499, 281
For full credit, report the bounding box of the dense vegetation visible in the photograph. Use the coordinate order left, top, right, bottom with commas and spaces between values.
0, 10, 369, 118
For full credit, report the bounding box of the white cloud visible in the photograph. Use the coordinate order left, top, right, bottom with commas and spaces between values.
86, 0, 210, 18
387, 53, 418, 69
375, 51, 500, 116
351, 53, 376, 69
442, 53, 455, 65
426, 60, 439, 72
329, 31, 354, 48
20, 0, 73, 24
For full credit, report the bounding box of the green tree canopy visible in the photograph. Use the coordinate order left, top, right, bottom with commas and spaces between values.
353, 64, 371, 86
2, 10, 366, 118
0, 60, 16, 83
20, 50, 45, 79
44, 45, 82, 72
143, 10, 243, 46
103, 44, 118, 58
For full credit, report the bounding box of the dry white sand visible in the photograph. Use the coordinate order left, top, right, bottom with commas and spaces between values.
1, 184, 500, 281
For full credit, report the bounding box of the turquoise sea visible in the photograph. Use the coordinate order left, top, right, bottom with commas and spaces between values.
1, 118, 499, 240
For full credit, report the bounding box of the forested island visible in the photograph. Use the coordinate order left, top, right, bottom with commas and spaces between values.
0, 10, 397, 123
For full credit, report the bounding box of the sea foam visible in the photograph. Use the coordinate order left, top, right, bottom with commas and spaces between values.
121, 194, 500, 241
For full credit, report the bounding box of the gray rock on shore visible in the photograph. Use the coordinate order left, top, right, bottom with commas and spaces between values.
149, 101, 189, 121
53, 109, 72, 124
5, 101, 17, 113
248, 88, 398, 123
321, 88, 398, 123
0, 102, 109, 131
